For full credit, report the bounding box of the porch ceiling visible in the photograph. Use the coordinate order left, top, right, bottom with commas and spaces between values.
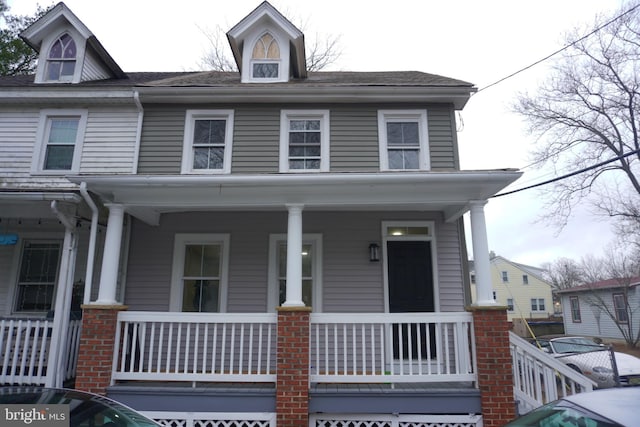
70, 170, 522, 225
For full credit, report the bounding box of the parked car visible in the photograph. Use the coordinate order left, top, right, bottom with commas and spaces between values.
504, 387, 640, 426
0, 387, 159, 427
532, 336, 640, 388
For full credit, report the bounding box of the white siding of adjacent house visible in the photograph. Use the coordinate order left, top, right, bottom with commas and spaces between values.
80, 108, 139, 173
562, 288, 639, 341
0, 107, 139, 187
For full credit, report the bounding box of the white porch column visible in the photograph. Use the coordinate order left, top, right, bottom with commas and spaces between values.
469, 200, 496, 306
283, 204, 305, 307
94, 204, 125, 305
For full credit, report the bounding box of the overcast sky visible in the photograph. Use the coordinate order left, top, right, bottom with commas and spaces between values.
7, 0, 626, 267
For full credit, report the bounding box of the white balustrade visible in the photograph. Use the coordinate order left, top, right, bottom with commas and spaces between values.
509, 332, 595, 415
0, 318, 81, 385
310, 312, 476, 383
112, 312, 278, 384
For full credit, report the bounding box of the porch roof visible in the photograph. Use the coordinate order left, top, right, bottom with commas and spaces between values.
71, 170, 522, 226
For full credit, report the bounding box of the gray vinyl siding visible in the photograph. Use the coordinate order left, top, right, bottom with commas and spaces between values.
0, 245, 15, 315
329, 108, 379, 172
137, 104, 458, 174
137, 107, 185, 174
124, 211, 465, 313
428, 106, 457, 170
232, 108, 280, 173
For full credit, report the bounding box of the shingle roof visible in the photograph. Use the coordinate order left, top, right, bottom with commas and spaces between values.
0, 71, 474, 89
556, 277, 640, 293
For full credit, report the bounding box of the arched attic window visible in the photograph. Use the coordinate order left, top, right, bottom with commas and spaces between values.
46, 33, 77, 82
251, 33, 280, 79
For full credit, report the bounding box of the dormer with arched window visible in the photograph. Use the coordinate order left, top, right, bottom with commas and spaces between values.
227, 1, 307, 83
46, 33, 77, 82
20, 3, 125, 84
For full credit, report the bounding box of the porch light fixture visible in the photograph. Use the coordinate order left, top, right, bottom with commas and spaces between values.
369, 243, 380, 262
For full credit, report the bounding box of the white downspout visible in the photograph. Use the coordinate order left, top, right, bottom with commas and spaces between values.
45, 201, 78, 387
132, 90, 143, 174
79, 182, 98, 305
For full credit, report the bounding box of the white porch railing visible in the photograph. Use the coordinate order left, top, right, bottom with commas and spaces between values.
510, 332, 596, 415
0, 318, 82, 385
310, 312, 476, 383
112, 312, 278, 384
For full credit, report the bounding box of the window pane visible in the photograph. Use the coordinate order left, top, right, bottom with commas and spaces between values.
387, 122, 418, 145
16, 242, 60, 312
193, 147, 224, 170
184, 244, 220, 276
49, 119, 79, 143
61, 61, 75, 77
388, 150, 403, 169
47, 62, 61, 80
16, 285, 55, 311
301, 244, 312, 276
194, 120, 226, 145
404, 150, 419, 169
305, 159, 320, 169
253, 63, 278, 78
289, 159, 305, 169
19, 243, 60, 282
44, 145, 74, 170
182, 280, 219, 312
49, 40, 63, 58
62, 36, 76, 58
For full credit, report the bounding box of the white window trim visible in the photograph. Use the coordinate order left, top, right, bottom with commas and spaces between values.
381, 220, 439, 313
243, 29, 288, 83
377, 110, 430, 171
7, 234, 64, 317
35, 30, 86, 84
181, 110, 234, 174
279, 110, 330, 172
169, 234, 230, 312
267, 233, 322, 312
31, 109, 88, 174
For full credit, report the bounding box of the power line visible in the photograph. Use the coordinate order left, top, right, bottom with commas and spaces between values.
492, 149, 640, 198
476, 3, 640, 94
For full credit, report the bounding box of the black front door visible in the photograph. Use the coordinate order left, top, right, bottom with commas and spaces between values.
387, 240, 435, 358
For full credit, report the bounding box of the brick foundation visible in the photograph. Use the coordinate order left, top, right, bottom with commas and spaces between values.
470, 306, 516, 427
276, 307, 312, 427
74, 304, 127, 395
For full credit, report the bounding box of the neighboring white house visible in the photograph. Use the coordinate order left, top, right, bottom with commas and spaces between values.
557, 278, 640, 342
469, 254, 555, 321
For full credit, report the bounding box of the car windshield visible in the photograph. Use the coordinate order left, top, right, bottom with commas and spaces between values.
551, 337, 603, 354
0, 388, 158, 427
504, 399, 621, 427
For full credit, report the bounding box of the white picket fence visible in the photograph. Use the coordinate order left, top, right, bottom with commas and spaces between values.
0, 318, 82, 385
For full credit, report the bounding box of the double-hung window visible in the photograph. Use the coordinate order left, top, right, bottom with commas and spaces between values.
507, 298, 514, 311
14, 240, 61, 313
570, 296, 581, 322
378, 110, 429, 170
531, 298, 545, 312
279, 110, 330, 172
46, 33, 76, 82
613, 293, 628, 323
32, 110, 87, 173
170, 234, 230, 312
182, 110, 234, 174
